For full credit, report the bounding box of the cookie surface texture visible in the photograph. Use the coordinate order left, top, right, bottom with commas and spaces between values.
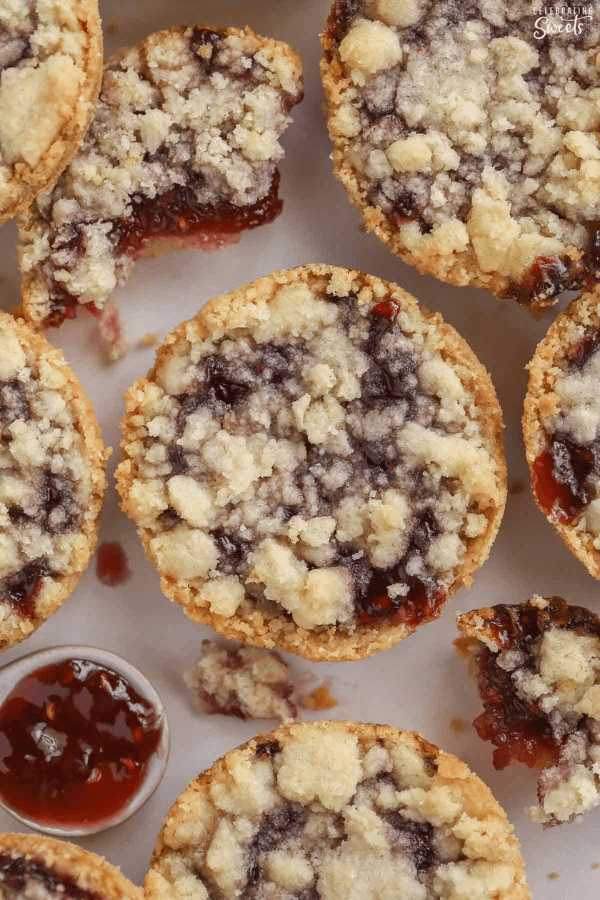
145, 720, 530, 900
0, 0, 102, 224
116, 264, 506, 661
18, 25, 303, 328
321, 0, 600, 305
0, 312, 108, 650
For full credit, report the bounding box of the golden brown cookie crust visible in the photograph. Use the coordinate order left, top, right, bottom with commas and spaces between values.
523, 288, 600, 580
320, 2, 598, 303
145, 720, 530, 900
116, 264, 506, 662
0, 833, 142, 900
0, 312, 109, 650
0, 0, 103, 225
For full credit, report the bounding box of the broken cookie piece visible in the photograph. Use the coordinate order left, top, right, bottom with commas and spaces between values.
184, 640, 297, 721
144, 720, 530, 900
457, 595, 600, 826
18, 25, 303, 333
116, 264, 506, 661
524, 288, 600, 580
0, 0, 103, 224
322, 0, 600, 305
0, 312, 108, 651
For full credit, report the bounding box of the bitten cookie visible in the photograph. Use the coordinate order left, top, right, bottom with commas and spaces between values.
116, 265, 506, 661
457, 596, 600, 826
144, 720, 530, 900
0, 0, 102, 225
0, 833, 141, 900
0, 312, 108, 650
321, 0, 600, 306
18, 25, 303, 335
523, 288, 600, 579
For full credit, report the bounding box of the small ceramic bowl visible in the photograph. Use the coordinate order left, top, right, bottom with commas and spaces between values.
0, 644, 169, 836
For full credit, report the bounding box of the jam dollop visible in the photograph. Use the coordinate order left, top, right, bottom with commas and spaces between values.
0, 658, 163, 827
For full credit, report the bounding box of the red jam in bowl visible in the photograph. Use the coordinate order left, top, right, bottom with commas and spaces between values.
0, 657, 163, 827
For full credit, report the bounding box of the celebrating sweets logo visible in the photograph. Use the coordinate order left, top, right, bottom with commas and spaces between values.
532, 5, 594, 37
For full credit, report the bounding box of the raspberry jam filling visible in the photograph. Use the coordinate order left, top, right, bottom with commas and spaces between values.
471, 599, 600, 771
43, 174, 283, 328
533, 327, 600, 522
1, 560, 53, 620
0, 657, 163, 828
0, 855, 101, 900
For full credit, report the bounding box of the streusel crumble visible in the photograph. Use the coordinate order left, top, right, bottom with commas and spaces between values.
0, 312, 108, 650
18, 25, 303, 332
145, 720, 530, 900
322, 0, 600, 304
116, 265, 506, 661
184, 641, 297, 721
457, 596, 600, 826
0, 0, 102, 224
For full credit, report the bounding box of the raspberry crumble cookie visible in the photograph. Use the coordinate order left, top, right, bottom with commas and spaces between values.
116, 265, 506, 661
18, 25, 303, 344
457, 596, 600, 826
0, 0, 102, 225
0, 833, 141, 900
184, 640, 298, 721
524, 289, 600, 579
145, 720, 530, 900
0, 312, 108, 650
321, 0, 600, 306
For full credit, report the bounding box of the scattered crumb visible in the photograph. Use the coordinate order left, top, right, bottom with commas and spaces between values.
184, 641, 297, 720
92, 298, 128, 362
592, 863, 600, 870
106, 23, 117, 35
547, 873, 560, 880
137, 332, 160, 349
300, 684, 338, 711
450, 717, 466, 733
508, 480, 525, 495
96, 541, 132, 586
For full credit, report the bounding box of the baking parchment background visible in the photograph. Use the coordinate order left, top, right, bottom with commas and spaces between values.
0, 0, 595, 895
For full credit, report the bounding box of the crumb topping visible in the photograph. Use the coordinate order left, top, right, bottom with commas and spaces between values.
18, 25, 303, 324
184, 641, 297, 720
532, 311, 600, 539
458, 597, 600, 826
322, 0, 600, 300
0, 0, 94, 210
145, 721, 528, 900
117, 268, 503, 642
0, 313, 102, 635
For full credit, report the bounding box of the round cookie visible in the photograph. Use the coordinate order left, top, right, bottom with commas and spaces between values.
0, 312, 108, 650
457, 596, 600, 826
145, 720, 530, 900
523, 288, 600, 579
321, 0, 600, 306
0, 833, 141, 900
18, 25, 303, 332
0, 0, 102, 225
116, 264, 506, 661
